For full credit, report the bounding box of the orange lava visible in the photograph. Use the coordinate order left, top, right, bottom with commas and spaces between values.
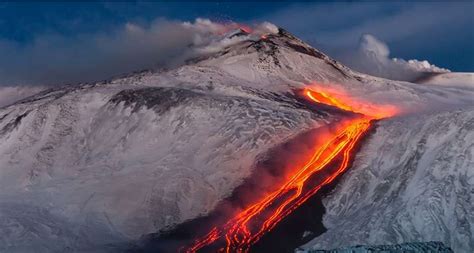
239, 25, 253, 34
183, 87, 396, 253
304, 87, 398, 119
214, 23, 253, 36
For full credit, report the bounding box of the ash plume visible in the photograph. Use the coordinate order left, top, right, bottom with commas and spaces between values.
0, 18, 278, 87
336, 34, 449, 81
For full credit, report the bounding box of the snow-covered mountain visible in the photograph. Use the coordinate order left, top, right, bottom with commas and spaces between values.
0, 27, 472, 252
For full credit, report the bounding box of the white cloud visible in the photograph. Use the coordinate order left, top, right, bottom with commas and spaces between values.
338, 34, 449, 81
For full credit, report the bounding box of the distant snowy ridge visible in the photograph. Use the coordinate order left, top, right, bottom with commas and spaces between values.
416, 72, 474, 88
0, 86, 47, 108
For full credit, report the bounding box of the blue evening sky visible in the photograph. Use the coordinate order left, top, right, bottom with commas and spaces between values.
0, 1, 472, 77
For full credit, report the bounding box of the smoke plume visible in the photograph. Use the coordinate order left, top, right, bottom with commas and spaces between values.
0, 18, 278, 87
337, 34, 449, 81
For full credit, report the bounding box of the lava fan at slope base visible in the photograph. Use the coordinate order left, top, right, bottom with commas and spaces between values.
182, 87, 397, 253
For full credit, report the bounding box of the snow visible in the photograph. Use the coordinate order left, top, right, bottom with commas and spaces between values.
301, 74, 474, 252
0, 31, 344, 251
0, 28, 472, 252
297, 241, 453, 253
417, 72, 474, 88
0, 83, 333, 250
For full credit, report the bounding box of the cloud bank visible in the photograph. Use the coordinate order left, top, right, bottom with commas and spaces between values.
0, 18, 277, 87
338, 34, 449, 81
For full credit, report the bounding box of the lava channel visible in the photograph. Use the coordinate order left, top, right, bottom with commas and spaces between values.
182, 87, 396, 253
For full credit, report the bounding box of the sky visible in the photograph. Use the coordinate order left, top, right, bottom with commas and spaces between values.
0, 1, 472, 86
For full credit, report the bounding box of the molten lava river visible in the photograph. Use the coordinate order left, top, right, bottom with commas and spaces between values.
183, 87, 398, 253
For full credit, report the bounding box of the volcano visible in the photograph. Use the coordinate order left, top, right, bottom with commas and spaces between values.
0, 27, 472, 252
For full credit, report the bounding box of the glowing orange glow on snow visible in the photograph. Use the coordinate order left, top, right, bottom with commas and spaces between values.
239, 25, 252, 34
214, 23, 253, 36
183, 86, 398, 253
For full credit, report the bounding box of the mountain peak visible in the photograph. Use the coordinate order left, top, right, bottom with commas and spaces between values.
190, 25, 352, 80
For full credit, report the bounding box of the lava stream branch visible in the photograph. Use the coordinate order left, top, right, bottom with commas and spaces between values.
183, 88, 395, 253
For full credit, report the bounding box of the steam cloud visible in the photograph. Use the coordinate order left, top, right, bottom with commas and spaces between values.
0, 18, 278, 107
337, 34, 449, 81
0, 18, 278, 87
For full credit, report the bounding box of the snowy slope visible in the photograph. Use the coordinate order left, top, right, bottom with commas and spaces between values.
0, 84, 338, 251
301, 108, 474, 252
299, 241, 453, 253
0, 28, 473, 252
0, 29, 352, 252
301, 74, 474, 252
417, 72, 474, 88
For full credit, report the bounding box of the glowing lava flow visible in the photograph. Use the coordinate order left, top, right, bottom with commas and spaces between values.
183, 88, 394, 253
